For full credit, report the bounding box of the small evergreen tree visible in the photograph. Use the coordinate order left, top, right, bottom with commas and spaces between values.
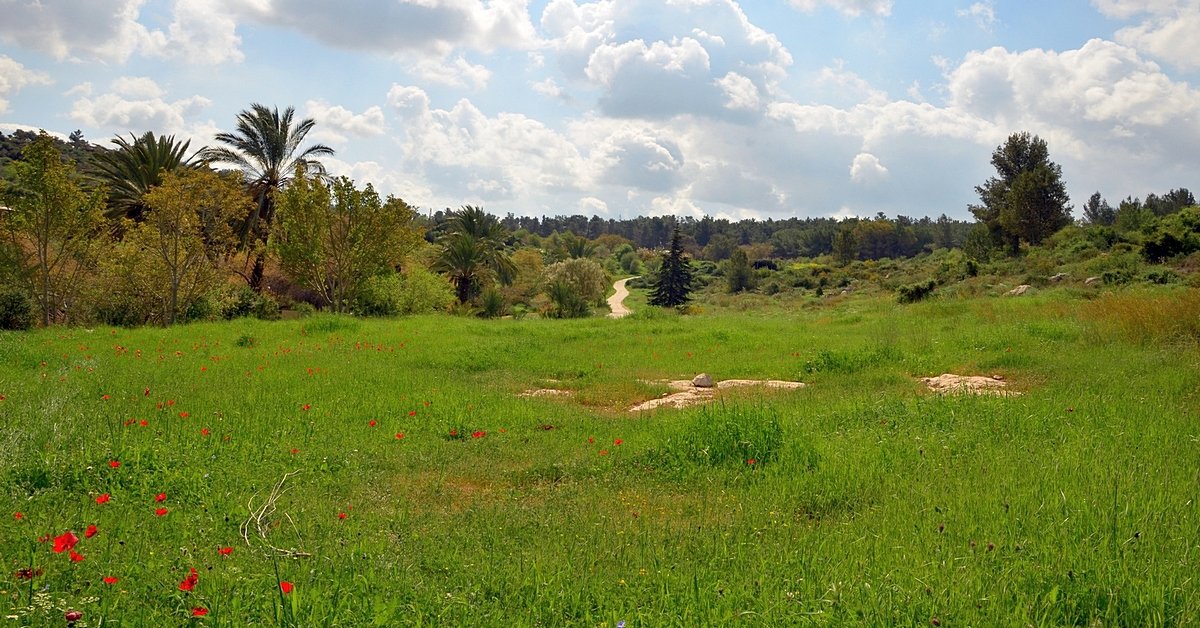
648, 228, 694, 307
727, 248, 753, 293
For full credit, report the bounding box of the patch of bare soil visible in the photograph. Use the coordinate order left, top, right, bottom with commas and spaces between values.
518, 388, 573, 398
920, 373, 1020, 397
629, 377, 806, 412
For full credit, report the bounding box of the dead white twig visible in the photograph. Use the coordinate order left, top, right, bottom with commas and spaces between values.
239, 470, 311, 558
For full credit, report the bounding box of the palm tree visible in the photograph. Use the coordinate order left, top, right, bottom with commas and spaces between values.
199, 104, 334, 290
91, 131, 200, 221
434, 206, 515, 303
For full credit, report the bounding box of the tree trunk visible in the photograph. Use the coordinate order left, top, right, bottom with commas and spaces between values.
249, 253, 266, 292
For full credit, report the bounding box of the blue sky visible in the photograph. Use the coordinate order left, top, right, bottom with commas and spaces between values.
1, 0, 1197, 221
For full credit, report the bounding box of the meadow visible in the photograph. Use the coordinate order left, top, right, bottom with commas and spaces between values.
1, 287, 1198, 626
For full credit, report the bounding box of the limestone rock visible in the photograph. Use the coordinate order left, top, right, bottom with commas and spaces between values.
691, 373, 714, 388
1050, 273, 1069, 282
1085, 276, 1101, 286
1006, 285, 1032, 296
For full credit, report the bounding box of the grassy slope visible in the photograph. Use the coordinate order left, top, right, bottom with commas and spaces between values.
1, 289, 1198, 625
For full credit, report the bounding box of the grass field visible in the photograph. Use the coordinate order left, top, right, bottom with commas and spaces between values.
2, 287, 1198, 625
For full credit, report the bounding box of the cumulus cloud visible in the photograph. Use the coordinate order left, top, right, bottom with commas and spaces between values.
715, 72, 761, 111
69, 77, 215, 142
849, 152, 889, 183
411, 56, 493, 90
788, 0, 893, 17
0, 0, 158, 62
304, 100, 387, 144
1090, 1, 1200, 70
0, 56, 52, 114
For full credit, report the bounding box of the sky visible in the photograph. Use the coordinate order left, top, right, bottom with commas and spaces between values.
0, 0, 1197, 222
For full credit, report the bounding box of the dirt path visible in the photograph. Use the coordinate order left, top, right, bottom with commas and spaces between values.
607, 277, 637, 319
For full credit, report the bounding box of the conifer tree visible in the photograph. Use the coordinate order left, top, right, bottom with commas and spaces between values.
648, 228, 694, 307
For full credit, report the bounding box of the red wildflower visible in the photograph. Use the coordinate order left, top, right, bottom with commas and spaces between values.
747, 458, 757, 466
109, 460, 120, 469
395, 432, 405, 440
179, 412, 189, 418
179, 567, 198, 591
139, 419, 148, 427
280, 581, 293, 594
124, 418, 135, 426
200, 366, 207, 372
69, 550, 85, 562
12, 512, 22, 520
101, 394, 110, 400
84, 524, 98, 538
103, 576, 119, 585
53, 531, 79, 553
167, 399, 176, 407
155, 507, 169, 517
143, 387, 150, 396
588, 437, 595, 444
471, 430, 486, 439
302, 404, 311, 411
201, 427, 210, 436
338, 511, 347, 520
218, 547, 233, 556
368, 419, 377, 427
191, 607, 209, 617
155, 492, 167, 503
96, 493, 111, 504
613, 439, 623, 446
598, 449, 609, 456
449, 429, 458, 437
64, 610, 82, 623
290, 448, 299, 455
408, 410, 416, 417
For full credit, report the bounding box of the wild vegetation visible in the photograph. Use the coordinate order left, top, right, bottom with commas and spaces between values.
1, 116, 1198, 624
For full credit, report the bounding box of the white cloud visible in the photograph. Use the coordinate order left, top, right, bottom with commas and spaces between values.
957, 2, 998, 31
0, 56, 52, 114
151, 0, 246, 64
788, 0, 893, 17
69, 78, 215, 143
715, 72, 761, 111
532, 77, 566, 99
0, 0, 157, 63
849, 152, 889, 183
304, 100, 387, 144
411, 56, 493, 90
1091, 0, 1200, 70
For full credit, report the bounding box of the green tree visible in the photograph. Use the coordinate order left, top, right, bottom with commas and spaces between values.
137, 168, 250, 324
433, 206, 515, 304
92, 131, 200, 221
541, 257, 608, 316
831, 225, 857, 265
726, 248, 753, 293
0, 133, 106, 326
199, 104, 334, 291
970, 132, 1072, 252
648, 228, 694, 308
273, 170, 423, 313
1082, 191, 1116, 226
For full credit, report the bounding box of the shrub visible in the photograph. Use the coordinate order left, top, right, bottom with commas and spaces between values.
546, 280, 590, 318
0, 288, 33, 330
897, 279, 936, 304
217, 284, 280, 320
478, 286, 507, 319
353, 267, 454, 317
541, 258, 608, 307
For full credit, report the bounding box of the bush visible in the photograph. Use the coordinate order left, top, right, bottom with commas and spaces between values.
541, 258, 608, 307
0, 288, 33, 330
897, 279, 936, 304
546, 280, 590, 318
217, 284, 280, 320
353, 267, 454, 317
478, 286, 507, 319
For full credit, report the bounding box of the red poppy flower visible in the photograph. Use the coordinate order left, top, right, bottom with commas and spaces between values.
179, 412, 189, 418
101, 394, 110, 400
192, 607, 209, 617
218, 547, 233, 556
139, 419, 148, 427
598, 450, 609, 456
613, 439, 623, 446
155, 492, 167, 503
84, 525, 98, 538
65, 610, 82, 622
200, 366, 207, 372
338, 512, 347, 520
167, 399, 176, 407
53, 531, 79, 553
201, 427, 210, 436
368, 419, 377, 427
179, 567, 198, 591
280, 581, 293, 594
103, 576, 119, 585
96, 493, 111, 504
588, 437, 595, 444
408, 410, 416, 417
302, 404, 311, 411
471, 430, 486, 439
108, 460, 120, 469
290, 448, 299, 455
395, 432, 405, 439
746, 458, 757, 466
449, 429, 458, 437
155, 507, 169, 517
69, 550, 85, 563
12, 512, 22, 520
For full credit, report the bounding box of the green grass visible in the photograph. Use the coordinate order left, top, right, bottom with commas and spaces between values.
1, 289, 1198, 625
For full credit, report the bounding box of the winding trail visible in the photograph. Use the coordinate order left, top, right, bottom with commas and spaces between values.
607, 276, 637, 319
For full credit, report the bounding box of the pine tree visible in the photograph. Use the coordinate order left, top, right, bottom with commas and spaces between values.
648, 228, 694, 307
